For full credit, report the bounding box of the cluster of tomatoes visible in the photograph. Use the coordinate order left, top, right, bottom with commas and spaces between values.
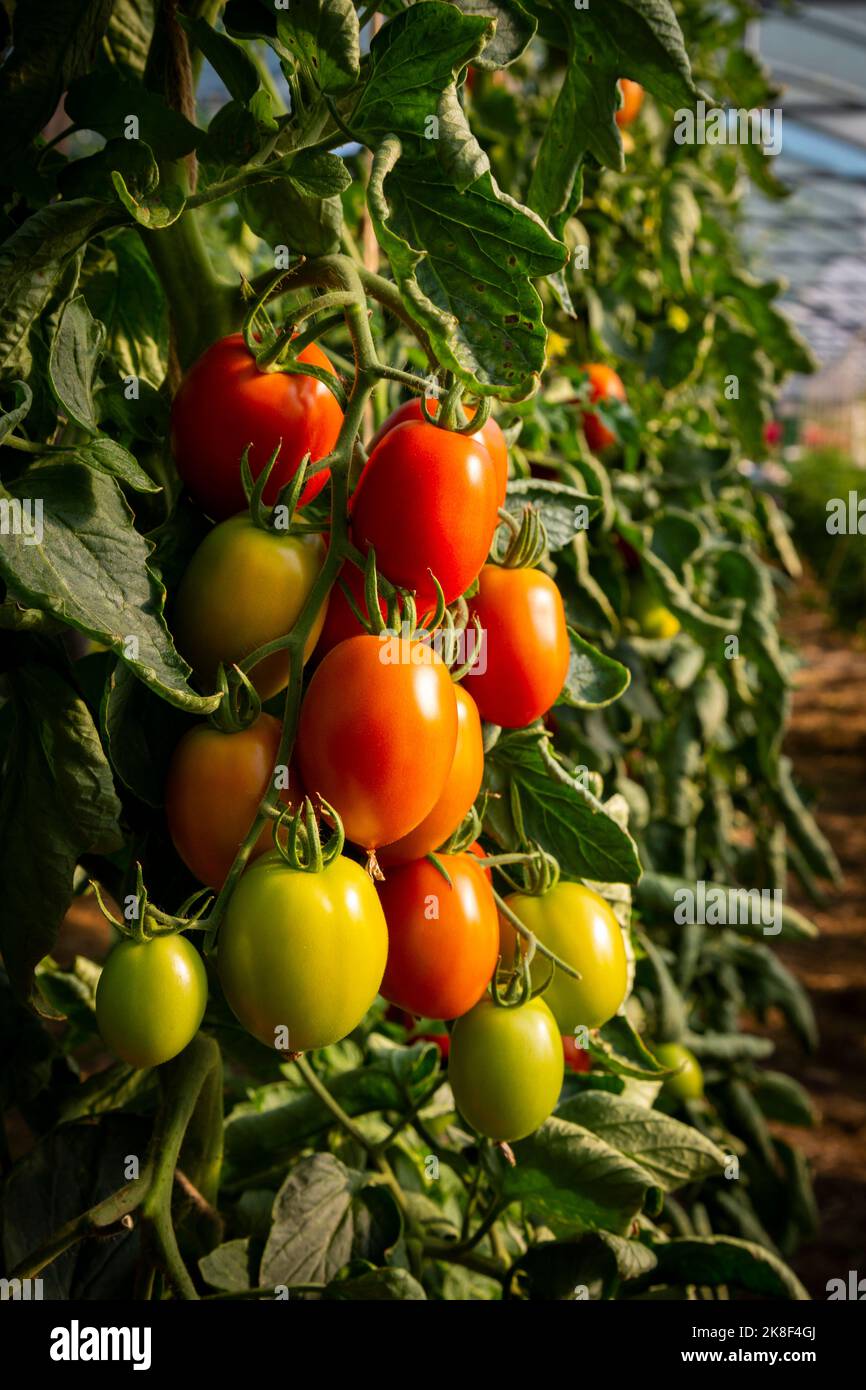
94, 330, 654, 1144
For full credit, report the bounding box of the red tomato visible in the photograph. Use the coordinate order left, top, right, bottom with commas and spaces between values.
366, 399, 508, 506
379, 687, 483, 865
314, 559, 388, 660
615, 79, 644, 128
297, 635, 458, 850
562, 1035, 593, 1073
165, 713, 302, 888
463, 565, 570, 727
578, 363, 627, 453
350, 421, 500, 609
377, 852, 499, 1020
170, 333, 343, 520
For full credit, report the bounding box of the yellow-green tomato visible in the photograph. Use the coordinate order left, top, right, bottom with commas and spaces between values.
171, 514, 328, 699
449, 995, 563, 1142
218, 851, 388, 1053
631, 581, 680, 640
654, 1041, 704, 1101
96, 934, 208, 1069
501, 882, 628, 1033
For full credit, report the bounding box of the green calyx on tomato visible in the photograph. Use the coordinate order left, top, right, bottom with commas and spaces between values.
172, 513, 328, 700
298, 633, 458, 854
350, 420, 501, 610
653, 1041, 704, 1101
218, 849, 388, 1053
96, 933, 208, 1069
463, 564, 570, 728
449, 994, 564, 1142
170, 333, 343, 521
500, 882, 629, 1032
165, 713, 302, 889
377, 850, 499, 1021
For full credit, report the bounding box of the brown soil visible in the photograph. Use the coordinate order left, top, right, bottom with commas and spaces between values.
771, 582, 866, 1297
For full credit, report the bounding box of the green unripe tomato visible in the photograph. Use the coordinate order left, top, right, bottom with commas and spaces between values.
449, 995, 564, 1142
96, 934, 208, 1068
654, 1041, 704, 1101
501, 882, 629, 1032
218, 851, 388, 1053
630, 581, 680, 640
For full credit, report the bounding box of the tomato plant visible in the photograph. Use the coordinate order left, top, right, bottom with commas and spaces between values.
377, 851, 499, 1020
0, 0, 835, 1311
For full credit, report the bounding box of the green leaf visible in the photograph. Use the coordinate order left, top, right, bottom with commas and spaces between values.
111, 168, 186, 228
368, 137, 566, 400
648, 1236, 809, 1300
288, 149, 352, 199
503, 477, 602, 550
487, 733, 642, 884
517, 1232, 656, 1299
635, 872, 819, 943
240, 179, 342, 257
660, 178, 701, 292
557, 1092, 727, 1190
752, 1070, 817, 1128
717, 269, 815, 376
0, 380, 33, 445
223, 1043, 438, 1179
64, 69, 202, 158
325, 1267, 427, 1300
260, 1154, 400, 1286
0, 465, 218, 713
82, 229, 169, 389
528, 0, 698, 219
559, 629, 631, 710
0, 665, 122, 999
351, 3, 491, 151
1, 1116, 148, 1297
186, 16, 260, 104
0, 0, 115, 163
275, 0, 360, 96
199, 1239, 253, 1292
47, 295, 105, 432
590, 1016, 670, 1081
451, 0, 536, 68
104, 0, 155, 76
101, 662, 190, 807
71, 437, 161, 493
0, 200, 118, 381
505, 1116, 661, 1235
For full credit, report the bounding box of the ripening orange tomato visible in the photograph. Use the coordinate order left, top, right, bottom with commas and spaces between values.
366, 398, 508, 506
578, 363, 627, 453
165, 714, 302, 888
379, 687, 483, 865
615, 78, 644, 128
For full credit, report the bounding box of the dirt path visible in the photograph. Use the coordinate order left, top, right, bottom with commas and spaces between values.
772, 585, 866, 1297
